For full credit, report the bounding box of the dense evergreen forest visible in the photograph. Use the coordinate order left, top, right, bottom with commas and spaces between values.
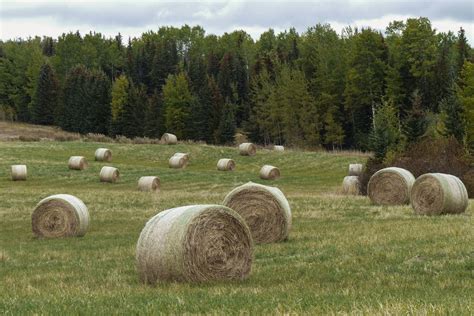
0, 17, 473, 153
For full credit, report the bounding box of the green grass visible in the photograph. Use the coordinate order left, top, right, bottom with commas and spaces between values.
0, 140, 472, 315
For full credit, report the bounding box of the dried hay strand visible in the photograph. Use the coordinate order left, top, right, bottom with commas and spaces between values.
31, 194, 89, 238
368, 167, 415, 205
169, 155, 188, 169
348, 163, 363, 176
100, 166, 120, 183
342, 176, 360, 195
239, 142, 256, 156
11, 165, 27, 181
259, 165, 280, 180
136, 204, 253, 283
217, 158, 235, 171
95, 148, 112, 162
68, 156, 88, 170
138, 176, 160, 192
274, 145, 285, 152
411, 173, 468, 215
172, 152, 190, 162
161, 133, 177, 145
223, 182, 291, 244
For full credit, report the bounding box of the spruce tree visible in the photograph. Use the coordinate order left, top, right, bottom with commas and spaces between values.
144, 90, 165, 138
404, 90, 428, 143
440, 88, 465, 143
216, 102, 236, 144
369, 101, 401, 161
32, 63, 59, 125
456, 27, 470, 77
324, 107, 345, 149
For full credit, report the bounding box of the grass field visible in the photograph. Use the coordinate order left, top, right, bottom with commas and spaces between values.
0, 139, 472, 314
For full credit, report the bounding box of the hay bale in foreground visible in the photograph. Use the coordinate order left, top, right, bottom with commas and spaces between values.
95, 148, 112, 162
348, 163, 363, 176
260, 165, 280, 180
138, 176, 160, 192
239, 143, 256, 156
342, 176, 360, 195
100, 166, 120, 183
68, 156, 88, 170
223, 182, 291, 244
274, 145, 284, 152
368, 167, 415, 205
169, 155, 187, 169
32, 194, 89, 238
11, 165, 27, 181
411, 173, 468, 215
172, 152, 189, 162
136, 204, 253, 283
217, 158, 235, 171
162, 133, 177, 145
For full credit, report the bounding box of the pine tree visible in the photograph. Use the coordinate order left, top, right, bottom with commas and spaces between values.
440, 88, 465, 143
144, 90, 165, 138
369, 100, 401, 161
216, 102, 236, 144
456, 27, 470, 77
458, 62, 474, 152
208, 76, 224, 143
404, 90, 428, 143
324, 106, 345, 149
32, 63, 59, 125
218, 52, 235, 102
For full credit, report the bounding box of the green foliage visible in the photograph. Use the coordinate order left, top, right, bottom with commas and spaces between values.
216, 102, 236, 144
32, 63, 59, 125
440, 86, 466, 143
369, 100, 401, 160
324, 106, 345, 149
404, 90, 429, 143
458, 62, 474, 152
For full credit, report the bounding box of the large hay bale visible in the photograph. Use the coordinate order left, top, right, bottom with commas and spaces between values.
136, 204, 253, 283
172, 152, 189, 162
217, 158, 235, 171
162, 133, 177, 145
274, 145, 284, 152
342, 176, 360, 195
368, 167, 415, 205
411, 173, 468, 215
11, 165, 27, 181
348, 163, 363, 176
239, 142, 256, 156
169, 155, 188, 169
95, 148, 112, 162
100, 166, 120, 183
222, 182, 291, 244
68, 156, 88, 170
32, 194, 89, 238
138, 176, 160, 192
259, 165, 280, 180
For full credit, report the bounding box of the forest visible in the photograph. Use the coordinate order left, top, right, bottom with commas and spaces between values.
0, 17, 473, 155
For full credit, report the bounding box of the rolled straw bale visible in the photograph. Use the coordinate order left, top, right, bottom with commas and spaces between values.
411, 173, 468, 215
239, 142, 257, 156
172, 152, 189, 162
348, 163, 363, 176
11, 165, 27, 181
274, 145, 285, 152
368, 167, 415, 205
342, 176, 360, 195
223, 182, 291, 244
32, 194, 89, 238
136, 204, 253, 283
68, 156, 88, 170
161, 133, 177, 145
138, 176, 160, 192
259, 165, 280, 180
95, 148, 112, 162
99, 166, 120, 183
217, 158, 235, 171
169, 155, 188, 169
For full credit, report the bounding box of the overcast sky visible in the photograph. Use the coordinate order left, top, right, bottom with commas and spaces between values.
1, 0, 473, 43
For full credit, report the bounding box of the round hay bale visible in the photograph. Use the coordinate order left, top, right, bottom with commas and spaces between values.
274, 145, 285, 152
68, 156, 88, 170
342, 176, 360, 195
348, 163, 363, 176
259, 165, 280, 180
368, 167, 415, 205
99, 166, 120, 183
138, 176, 160, 192
162, 133, 177, 145
136, 204, 253, 283
239, 142, 256, 156
11, 165, 27, 181
172, 152, 189, 162
222, 182, 291, 244
95, 148, 112, 162
411, 173, 468, 215
31, 194, 89, 238
169, 155, 187, 169
217, 158, 235, 171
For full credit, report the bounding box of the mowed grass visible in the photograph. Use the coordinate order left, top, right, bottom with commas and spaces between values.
0, 140, 472, 315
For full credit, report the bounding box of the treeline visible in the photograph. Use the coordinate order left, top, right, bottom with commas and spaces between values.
0, 18, 473, 153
